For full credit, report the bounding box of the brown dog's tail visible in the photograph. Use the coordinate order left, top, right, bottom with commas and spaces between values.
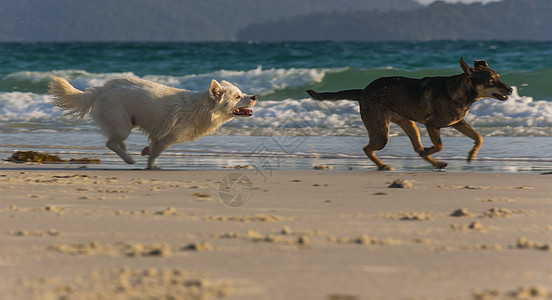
306, 89, 363, 101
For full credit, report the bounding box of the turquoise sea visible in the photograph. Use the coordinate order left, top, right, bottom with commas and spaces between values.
1, 41, 551, 173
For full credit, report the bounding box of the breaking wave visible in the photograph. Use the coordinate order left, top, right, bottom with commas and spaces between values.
1, 67, 551, 136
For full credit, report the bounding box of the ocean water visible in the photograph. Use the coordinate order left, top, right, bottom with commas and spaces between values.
1, 41, 551, 173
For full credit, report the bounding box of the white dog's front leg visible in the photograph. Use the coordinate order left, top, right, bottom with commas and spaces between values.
146, 141, 171, 170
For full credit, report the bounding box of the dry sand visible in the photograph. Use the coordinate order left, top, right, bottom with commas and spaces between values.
0, 164, 551, 299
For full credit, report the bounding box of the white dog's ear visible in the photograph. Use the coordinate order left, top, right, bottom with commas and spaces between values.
209, 79, 222, 100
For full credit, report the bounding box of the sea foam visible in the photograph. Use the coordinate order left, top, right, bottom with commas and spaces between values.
0, 66, 331, 96
1, 69, 551, 136
0, 92, 59, 121
144, 66, 330, 95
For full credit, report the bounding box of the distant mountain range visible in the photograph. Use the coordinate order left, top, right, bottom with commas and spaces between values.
3, 0, 548, 42
237, 0, 552, 41
0, 0, 420, 42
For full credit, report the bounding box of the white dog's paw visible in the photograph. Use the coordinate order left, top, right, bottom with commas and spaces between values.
141, 146, 150, 156
146, 165, 161, 170
124, 157, 136, 164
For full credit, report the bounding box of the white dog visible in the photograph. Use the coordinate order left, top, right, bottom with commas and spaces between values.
49, 76, 257, 169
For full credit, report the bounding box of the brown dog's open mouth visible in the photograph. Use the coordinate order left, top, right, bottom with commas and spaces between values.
492, 93, 509, 101
233, 108, 253, 116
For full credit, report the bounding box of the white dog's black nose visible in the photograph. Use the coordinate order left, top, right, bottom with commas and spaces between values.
251, 95, 257, 101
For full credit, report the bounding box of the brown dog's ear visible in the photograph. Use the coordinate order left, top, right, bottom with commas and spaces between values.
474, 60, 488, 68
460, 57, 473, 76
209, 79, 222, 100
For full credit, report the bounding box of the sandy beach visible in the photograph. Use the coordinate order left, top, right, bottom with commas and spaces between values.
0, 164, 551, 299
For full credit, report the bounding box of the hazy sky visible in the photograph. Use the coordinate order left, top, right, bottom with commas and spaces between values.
415, 0, 502, 4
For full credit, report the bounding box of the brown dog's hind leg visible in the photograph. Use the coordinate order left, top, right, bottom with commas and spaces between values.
420, 126, 448, 169
362, 121, 393, 171
363, 144, 393, 171
452, 119, 482, 162
359, 104, 395, 171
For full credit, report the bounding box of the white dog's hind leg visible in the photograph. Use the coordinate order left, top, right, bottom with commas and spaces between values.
146, 141, 171, 169
104, 130, 135, 164
94, 108, 135, 164
106, 140, 135, 164
119, 141, 128, 151
102, 126, 135, 164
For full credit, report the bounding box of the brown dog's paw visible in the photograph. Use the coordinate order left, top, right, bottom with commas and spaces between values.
435, 161, 448, 169
467, 150, 478, 162
141, 146, 150, 156
378, 164, 394, 171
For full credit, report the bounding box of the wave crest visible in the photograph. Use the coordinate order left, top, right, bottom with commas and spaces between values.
1, 68, 551, 136
0, 67, 331, 97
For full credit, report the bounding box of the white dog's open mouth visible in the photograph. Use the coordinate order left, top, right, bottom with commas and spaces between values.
233, 108, 253, 116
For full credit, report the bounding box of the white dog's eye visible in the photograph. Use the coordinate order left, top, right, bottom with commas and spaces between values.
235, 95, 241, 100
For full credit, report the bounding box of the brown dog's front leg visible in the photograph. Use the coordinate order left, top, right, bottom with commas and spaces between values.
422, 126, 444, 156
421, 126, 448, 169
452, 119, 482, 162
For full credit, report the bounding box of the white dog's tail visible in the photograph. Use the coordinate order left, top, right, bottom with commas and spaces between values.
49, 76, 97, 119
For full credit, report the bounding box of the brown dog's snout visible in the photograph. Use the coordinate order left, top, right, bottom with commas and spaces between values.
501, 84, 513, 95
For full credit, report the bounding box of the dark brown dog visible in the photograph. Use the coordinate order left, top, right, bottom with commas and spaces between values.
307, 58, 512, 170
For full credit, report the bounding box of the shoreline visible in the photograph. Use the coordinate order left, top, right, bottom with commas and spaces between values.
2, 157, 552, 175
1, 166, 551, 299
1, 135, 552, 175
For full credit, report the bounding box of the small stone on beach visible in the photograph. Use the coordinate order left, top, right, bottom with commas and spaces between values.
388, 179, 413, 188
